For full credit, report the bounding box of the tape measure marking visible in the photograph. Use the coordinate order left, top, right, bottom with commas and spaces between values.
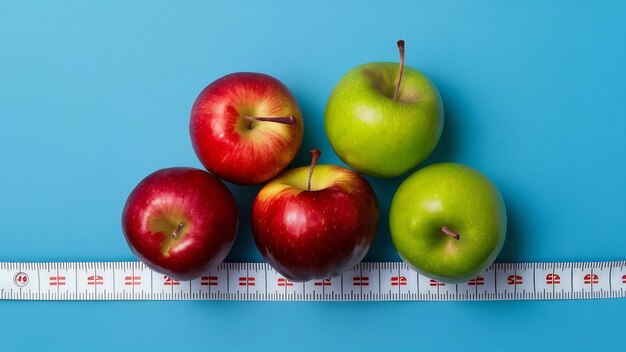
1, 261, 625, 301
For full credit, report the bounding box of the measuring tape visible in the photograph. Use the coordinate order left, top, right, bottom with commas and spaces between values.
2, 261, 625, 301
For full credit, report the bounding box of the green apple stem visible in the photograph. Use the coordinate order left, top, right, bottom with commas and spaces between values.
172, 222, 185, 239
308, 149, 321, 191
441, 227, 460, 240
243, 115, 296, 129
392, 39, 405, 101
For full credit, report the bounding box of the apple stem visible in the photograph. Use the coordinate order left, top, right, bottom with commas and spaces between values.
441, 227, 460, 240
172, 222, 185, 239
308, 149, 321, 191
243, 115, 296, 129
392, 39, 405, 101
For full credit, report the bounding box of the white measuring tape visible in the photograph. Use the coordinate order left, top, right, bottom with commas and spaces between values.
2, 261, 625, 301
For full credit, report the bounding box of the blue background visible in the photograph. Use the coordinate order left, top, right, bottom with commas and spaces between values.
1, 1, 625, 351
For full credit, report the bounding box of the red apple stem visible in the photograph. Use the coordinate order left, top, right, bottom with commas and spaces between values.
392, 39, 405, 101
441, 227, 460, 240
172, 222, 185, 239
308, 149, 321, 191
243, 115, 296, 129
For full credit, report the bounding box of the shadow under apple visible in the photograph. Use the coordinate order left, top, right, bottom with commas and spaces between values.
497, 187, 528, 262
224, 182, 264, 262
422, 88, 462, 167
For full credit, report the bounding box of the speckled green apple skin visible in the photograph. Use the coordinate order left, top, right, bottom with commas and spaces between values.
325, 62, 443, 178
390, 163, 507, 283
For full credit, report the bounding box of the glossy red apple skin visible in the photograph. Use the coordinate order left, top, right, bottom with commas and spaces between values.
122, 167, 238, 280
252, 165, 378, 282
190, 72, 304, 185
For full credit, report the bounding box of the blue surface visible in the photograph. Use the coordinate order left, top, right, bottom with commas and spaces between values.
1, 1, 625, 351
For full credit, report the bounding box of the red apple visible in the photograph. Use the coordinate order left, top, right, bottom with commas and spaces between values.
122, 167, 238, 280
190, 72, 304, 185
252, 149, 379, 282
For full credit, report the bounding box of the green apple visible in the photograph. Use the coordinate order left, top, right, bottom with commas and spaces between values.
389, 163, 507, 283
325, 40, 443, 178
